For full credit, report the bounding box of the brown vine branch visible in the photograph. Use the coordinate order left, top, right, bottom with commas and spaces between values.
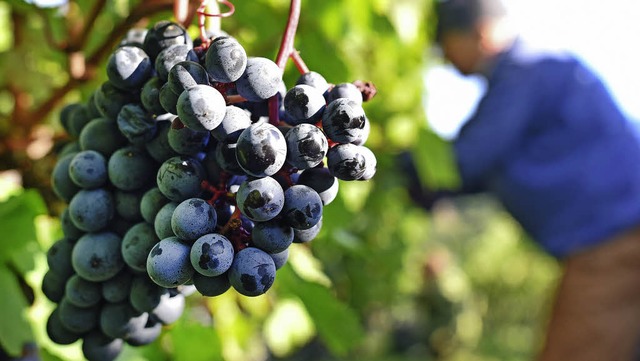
269, 0, 302, 126
71, 0, 108, 52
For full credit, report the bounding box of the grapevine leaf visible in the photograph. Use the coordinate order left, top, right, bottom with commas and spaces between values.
168, 317, 224, 361
0, 266, 33, 357
0, 190, 46, 267
278, 266, 364, 356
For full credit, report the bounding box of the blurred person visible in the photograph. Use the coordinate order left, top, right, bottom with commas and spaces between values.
406, 0, 640, 360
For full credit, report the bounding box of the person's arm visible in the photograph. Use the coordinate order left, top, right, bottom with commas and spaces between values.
454, 68, 538, 190
398, 151, 480, 211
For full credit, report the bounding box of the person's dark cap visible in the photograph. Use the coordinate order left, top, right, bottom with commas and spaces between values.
435, 0, 507, 42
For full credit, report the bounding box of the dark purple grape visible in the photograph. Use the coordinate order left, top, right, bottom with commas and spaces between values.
42, 270, 67, 303
66, 104, 92, 137
285, 123, 328, 169
159, 82, 180, 115
106, 46, 153, 90
154, 202, 178, 239
46, 308, 82, 345
122, 222, 160, 272
236, 57, 282, 102
282, 185, 323, 230
99, 302, 148, 339
228, 247, 276, 297
297, 167, 339, 205
72, 232, 124, 282
168, 61, 209, 95
327, 82, 363, 105
46, 237, 75, 279
359, 145, 377, 180
117, 103, 157, 145
168, 121, 210, 156
205, 36, 247, 83
283, 84, 326, 125
146, 236, 195, 288
236, 122, 287, 177
64, 274, 102, 308
141, 77, 167, 116
146, 119, 178, 163
215, 141, 245, 175
82, 331, 124, 361
156, 156, 206, 202
68, 188, 114, 232
143, 20, 192, 61
130, 275, 168, 313
79, 117, 128, 157
192, 272, 230, 297
140, 187, 170, 224
296, 71, 329, 94
94, 81, 138, 121
155, 44, 198, 81
269, 248, 289, 270
102, 270, 133, 303
58, 297, 100, 333
236, 176, 284, 222
211, 105, 251, 142
120, 27, 148, 47
52, 153, 80, 202
114, 189, 144, 221
322, 98, 368, 144
326, 143, 366, 181
251, 220, 293, 253
176, 84, 226, 131
108, 146, 157, 191
61, 207, 84, 239
171, 198, 217, 241
190, 233, 234, 277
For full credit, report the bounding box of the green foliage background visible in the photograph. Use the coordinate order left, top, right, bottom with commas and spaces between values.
0, 0, 560, 360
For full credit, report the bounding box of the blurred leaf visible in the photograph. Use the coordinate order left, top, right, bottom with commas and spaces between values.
168, 318, 224, 361
278, 266, 364, 356
0, 266, 33, 357
413, 127, 461, 189
0, 189, 46, 266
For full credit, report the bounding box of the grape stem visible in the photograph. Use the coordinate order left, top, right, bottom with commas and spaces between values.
290, 48, 310, 75
268, 0, 301, 126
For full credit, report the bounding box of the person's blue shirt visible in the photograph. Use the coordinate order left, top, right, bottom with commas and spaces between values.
454, 39, 640, 258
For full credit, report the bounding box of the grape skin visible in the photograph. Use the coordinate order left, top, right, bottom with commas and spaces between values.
282, 185, 323, 230
68, 188, 114, 232
284, 123, 328, 170
236, 176, 285, 222
228, 247, 276, 297
156, 156, 206, 202
146, 236, 195, 288
236, 57, 283, 102
190, 233, 234, 277
106, 46, 153, 90
205, 36, 248, 83
71, 232, 124, 282
176, 84, 227, 132
122, 222, 160, 272
171, 198, 218, 241
236, 122, 287, 177
283, 84, 326, 125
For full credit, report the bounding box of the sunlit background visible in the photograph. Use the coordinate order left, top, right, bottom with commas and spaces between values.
425, 0, 640, 139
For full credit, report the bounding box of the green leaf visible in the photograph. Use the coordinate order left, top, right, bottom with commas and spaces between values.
168, 318, 224, 361
278, 266, 365, 356
0, 266, 33, 357
413, 127, 461, 189
0, 189, 46, 266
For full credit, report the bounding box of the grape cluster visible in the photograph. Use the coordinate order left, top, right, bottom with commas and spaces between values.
44, 19, 376, 360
